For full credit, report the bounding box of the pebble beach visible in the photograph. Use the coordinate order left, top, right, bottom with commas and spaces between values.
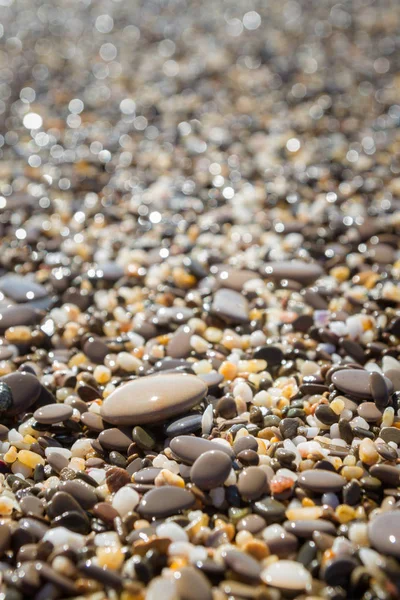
0, 0, 400, 598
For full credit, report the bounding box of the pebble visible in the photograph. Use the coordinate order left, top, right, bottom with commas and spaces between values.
332, 369, 393, 399
261, 560, 312, 591
138, 486, 195, 518
368, 511, 400, 558
190, 450, 232, 490
0, 3, 399, 598
1, 372, 42, 415
33, 404, 73, 424
170, 435, 234, 464
237, 467, 268, 500
298, 469, 346, 493
101, 373, 207, 425
211, 288, 249, 324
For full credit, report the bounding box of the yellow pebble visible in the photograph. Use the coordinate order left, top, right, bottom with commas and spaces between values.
359, 438, 379, 466
93, 365, 112, 384
218, 361, 238, 380
204, 327, 222, 343
341, 466, 364, 480
4, 446, 17, 463
330, 266, 350, 282
330, 398, 345, 415
68, 352, 88, 368
17, 450, 44, 468
342, 455, 356, 467
154, 469, 185, 488
97, 546, 124, 570
23, 435, 37, 445
302, 498, 316, 507
336, 504, 356, 524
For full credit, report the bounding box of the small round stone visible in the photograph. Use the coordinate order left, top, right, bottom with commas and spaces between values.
190, 450, 232, 490
33, 404, 73, 424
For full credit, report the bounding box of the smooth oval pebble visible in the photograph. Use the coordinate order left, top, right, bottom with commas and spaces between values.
0, 274, 48, 303
368, 510, 400, 558
331, 369, 393, 399
190, 450, 232, 490
263, 260, 323, 284
165, 414, 203, 437
0, 305, 42, 333
83, 337, 110, 364
261, 559, 312, 591
101, 373, 207, 425
58, 480, 97, 509
215, 266, 258, 291
298, 469, 346, 493
221, 548, 261, 580
98, 428, 132, 451
237, 467, 268, 500
1, 372, 42, 415
33, 404, 73, 424
138, 486, 195, 518
210, 288, 249, 324
173, 566, 212, 600
170, 435, 234, 464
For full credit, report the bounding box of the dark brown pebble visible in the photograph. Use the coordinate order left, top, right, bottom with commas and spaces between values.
370, 464, 400, 486
237, 449, 259, 466
106, 466, 131, 493
77, 382, 100, 402
315, 404, 339, 425
98, 427, 132, 451
53, 510, 90, 534
216, 395, 237, 419
0, 523, 11, 556
221, 548, 261, 581
58, 480, 97, 509
191, 450, 232, 490
93, 502, 119, 524
341, 339, 365, 364
233, 435, 258, 455
47, 491, 86, 519
0, 423, 9, 440
1, 372, 42, 415
35, 561, 79, 595
83, 337, 110, 364
138, 486, 195, 518
375, 443, 397, 461
78, 560, 123, 589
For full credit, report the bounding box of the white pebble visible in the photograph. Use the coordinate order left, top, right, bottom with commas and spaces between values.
168, 541, 193, 557
94, 531, 121, 547
112, 486, 139, 516
201, 404, 213, 435
261, 560, 311, 591
43, 527, 86, 550
70, 438, 95, 458
146, 577, 177, 600
45, 447, 72, 459
156, 522, 188, 543
233, 382, 253, 403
